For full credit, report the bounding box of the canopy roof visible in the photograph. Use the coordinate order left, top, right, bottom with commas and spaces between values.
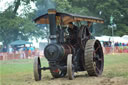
34, 10, 104, 25
10, 40, 32, 46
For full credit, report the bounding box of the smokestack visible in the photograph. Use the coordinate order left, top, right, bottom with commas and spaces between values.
48, 9, 57, 43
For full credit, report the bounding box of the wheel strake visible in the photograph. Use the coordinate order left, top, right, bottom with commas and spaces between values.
33, 56, 41, 81
67, 54, 74, 80
84, 39, 104, 76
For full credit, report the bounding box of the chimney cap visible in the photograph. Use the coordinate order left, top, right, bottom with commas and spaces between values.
48, 9, 56, 14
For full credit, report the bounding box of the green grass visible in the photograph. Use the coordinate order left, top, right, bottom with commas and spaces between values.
0, 58, 48, 75
103, 53, 128, 78
0, 53, 128, 85
0, 57, 49, 85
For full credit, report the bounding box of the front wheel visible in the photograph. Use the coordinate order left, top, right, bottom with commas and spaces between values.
67, 54, 74, 80
33, 56, 41, 81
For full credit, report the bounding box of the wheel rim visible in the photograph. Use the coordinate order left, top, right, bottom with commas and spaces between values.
93, 42, 104, 75
67, 54, 74, 80
33, 56, 41, 81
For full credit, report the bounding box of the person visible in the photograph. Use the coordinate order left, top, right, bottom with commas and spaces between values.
2, 46, 7, 52
8, 45, 13, 54
68, 22, 78, 45
29, 46, 35, 57
68, 22, 78, 30
30, 46, 35, 52
23, 45, 27, 51
23, 45, 28, 59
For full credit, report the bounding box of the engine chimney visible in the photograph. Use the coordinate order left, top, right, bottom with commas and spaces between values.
48, 9, 57, 43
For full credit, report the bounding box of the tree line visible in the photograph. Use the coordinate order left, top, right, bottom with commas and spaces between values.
0, 0, 128, 45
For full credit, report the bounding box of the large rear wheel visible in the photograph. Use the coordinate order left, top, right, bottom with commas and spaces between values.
67, 54, 74, 80
33, 56, 41, 81
78, 25, 90, 50
84, 39, 104, 76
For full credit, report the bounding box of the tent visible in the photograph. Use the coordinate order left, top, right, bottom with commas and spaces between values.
10, 40, 32, 46
95, 36, 128, 44
95, 36, 111, 42
0, 42, 2, 45
122, 35, 128, 41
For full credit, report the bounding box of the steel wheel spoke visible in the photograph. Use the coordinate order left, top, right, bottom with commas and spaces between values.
98, 58, 102, 61
96, 66, 100, 73
94, 46, 100, 53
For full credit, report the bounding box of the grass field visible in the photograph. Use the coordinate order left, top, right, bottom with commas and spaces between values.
0, 53, 128, 85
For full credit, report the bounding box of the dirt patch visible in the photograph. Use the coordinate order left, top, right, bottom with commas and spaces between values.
99, 77, 128, 85
1, 71, 128, 85
23, 72, 128, 85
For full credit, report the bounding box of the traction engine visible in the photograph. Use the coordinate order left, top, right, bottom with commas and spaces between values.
33, 9, 104, 80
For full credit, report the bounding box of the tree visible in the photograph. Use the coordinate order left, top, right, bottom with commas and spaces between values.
0, 0, 44, 45
68, 0, 128, 36
1, 0, 128, 46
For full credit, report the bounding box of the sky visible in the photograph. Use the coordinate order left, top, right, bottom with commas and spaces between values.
0, 0, 36, 14
0, 0, 14, 11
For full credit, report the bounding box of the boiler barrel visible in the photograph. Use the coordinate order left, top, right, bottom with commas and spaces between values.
44, 44, 73, 61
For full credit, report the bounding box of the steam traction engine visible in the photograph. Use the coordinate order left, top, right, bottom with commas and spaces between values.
33, 9, 104, 80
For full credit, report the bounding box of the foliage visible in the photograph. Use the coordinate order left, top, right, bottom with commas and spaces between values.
67, 0, 128, 36
0, 10, 43, 45
1, 0, 128, 45
0, 0, 45, 45
54, 0, 71, 12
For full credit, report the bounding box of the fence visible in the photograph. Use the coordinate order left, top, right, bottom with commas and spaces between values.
0, 49, 43, 61
103, 46, 128, 54
0, 46, 128, 61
